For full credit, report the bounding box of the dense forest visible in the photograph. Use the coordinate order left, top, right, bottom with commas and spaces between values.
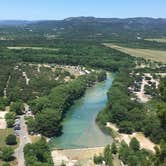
97, 68, 166, 144
27, 71, 107, 137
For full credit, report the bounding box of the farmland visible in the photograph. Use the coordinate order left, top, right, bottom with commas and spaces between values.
104, 43, 166, 63
145, 38, 166, 43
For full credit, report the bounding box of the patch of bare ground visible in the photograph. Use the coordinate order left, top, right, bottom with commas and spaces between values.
51, 147, 104, 166
0, 107, 9, 129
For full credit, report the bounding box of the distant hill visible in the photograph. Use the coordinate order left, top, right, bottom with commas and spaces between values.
0, 20, 35, 26
25, 17, 166, 39
1, 17, 166, 40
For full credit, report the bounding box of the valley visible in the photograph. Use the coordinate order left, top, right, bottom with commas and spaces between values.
0, 17, 166, 166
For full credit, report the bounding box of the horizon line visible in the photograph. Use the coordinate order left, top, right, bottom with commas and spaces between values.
0, 16, 166, 21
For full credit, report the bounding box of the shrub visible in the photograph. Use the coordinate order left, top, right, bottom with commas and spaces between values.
6, 134, 17, 145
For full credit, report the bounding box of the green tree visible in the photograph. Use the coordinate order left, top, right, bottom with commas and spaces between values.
130, 138, 140, 151
93, 154, 103, 165
6, 134, 17, 145
111, 142, 117, 154
104, 145, 112, 166
10, 102, 24, 115
5, 112, 16, 128
35, 108, 62, 137
2, 147, 14, 161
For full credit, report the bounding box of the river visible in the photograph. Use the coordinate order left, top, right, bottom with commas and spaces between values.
50, 73, 114, 149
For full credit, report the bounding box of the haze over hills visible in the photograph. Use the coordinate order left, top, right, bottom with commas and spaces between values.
1, 17, 166, 25
1, 17, 166, 46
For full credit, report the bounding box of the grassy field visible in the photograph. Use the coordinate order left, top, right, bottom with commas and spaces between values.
145, 38, 166, 43
104, 43, 166, 63
0, 128, 18, 149
7, 46, 58, 51
0, 128, 19, 165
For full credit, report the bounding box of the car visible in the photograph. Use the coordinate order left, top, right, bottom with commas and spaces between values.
14, 125, 21, 130
15, 130, 19, 136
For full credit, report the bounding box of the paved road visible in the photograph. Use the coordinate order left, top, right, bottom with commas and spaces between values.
14, 105, 31, 166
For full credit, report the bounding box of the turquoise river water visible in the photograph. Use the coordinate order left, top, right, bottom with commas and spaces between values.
50, 73, 114, 149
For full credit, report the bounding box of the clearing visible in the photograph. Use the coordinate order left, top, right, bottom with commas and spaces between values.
106, 122, 156, 153
104, 43, 166, 63
51, 147, 121, 166
0, 109, 8, 129
145, 38, 166, 43
7, 46, 58, 51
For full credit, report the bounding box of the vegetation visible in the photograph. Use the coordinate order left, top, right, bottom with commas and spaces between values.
0, 98, 9, 111
1, 17, 166, 165
28, 72, 107, 137
111, 142, 117, 154
97, 68, 166, 144
10, 102, 24, 115
6, 134, 17, 145
0, 129, 14, 149
5, 112, 16, 128
119, 140, 153, 166
24, 138, 53, 166
0, 147, 14, 162
105, 43, 166, 63
93, 154, 103, 165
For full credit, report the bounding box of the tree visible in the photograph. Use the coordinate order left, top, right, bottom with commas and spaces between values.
6, 134, 17, 145
2, 147, 14, 161
35, 108, 62, 137
155, 140, 166, 165
119, 121, 134, 134
93, 154, 103, 165
26, 117, 37, 133
111, 142, 117, 154
24, 138, 53, 166
104, 145, 112, 166
10, 102, 24, 115
5, 112, 16, 128
130, 138, 140, 151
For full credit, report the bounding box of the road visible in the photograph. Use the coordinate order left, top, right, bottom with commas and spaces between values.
14, 105, 31, 166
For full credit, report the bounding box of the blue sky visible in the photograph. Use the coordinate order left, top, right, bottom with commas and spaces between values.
0, 0, 166, 20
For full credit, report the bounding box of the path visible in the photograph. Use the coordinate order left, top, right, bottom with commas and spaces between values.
14, 105, 31, 166
3, 75, 11, 97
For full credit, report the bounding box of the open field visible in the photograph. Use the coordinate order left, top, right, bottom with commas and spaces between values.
104, 43, 166, 63
145, 38, 166, 43
7, 46, 58, 51
0, 128, 17, 149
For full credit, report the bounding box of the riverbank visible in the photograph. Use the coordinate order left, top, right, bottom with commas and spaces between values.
106, 122, 156, 153
49, 73, 114, 149
51, 147, 104, 166
51, 147, 121, 166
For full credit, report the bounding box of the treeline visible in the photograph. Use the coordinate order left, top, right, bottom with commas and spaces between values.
119, 138, 166, 166
27, 71, 107, 137
0, 59, 14, 97
97, 69, 166, 144
0, 42, 135, 72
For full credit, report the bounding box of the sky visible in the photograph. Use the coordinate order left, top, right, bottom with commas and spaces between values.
0, 0, 166, 20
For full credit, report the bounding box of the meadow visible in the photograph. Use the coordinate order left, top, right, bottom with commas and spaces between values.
104, 43, 166, 63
